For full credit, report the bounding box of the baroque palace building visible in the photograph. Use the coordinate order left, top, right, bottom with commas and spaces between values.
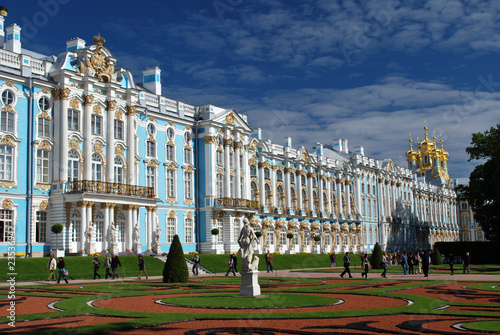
0, 19, 483, 257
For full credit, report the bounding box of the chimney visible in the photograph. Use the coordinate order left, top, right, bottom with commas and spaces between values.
66, 37, 86, 52
354, 146, 364, 156
284, 137, 292, 147
0, 16, 4, 48
252, 128, 262, 140
5, 23, 21, 53
313, 142, 323, 155
142, 66, 161, 95
332, 139, 343, 152
343, 139, 349, 153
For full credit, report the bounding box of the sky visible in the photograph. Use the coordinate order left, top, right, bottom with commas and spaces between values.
5, 0, 500, 180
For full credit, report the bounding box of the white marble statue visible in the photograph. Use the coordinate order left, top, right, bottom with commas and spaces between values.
133, 223, 140, 246
109, 222, 117, 244
238, 217, 256, 272
85, 223, 94, 245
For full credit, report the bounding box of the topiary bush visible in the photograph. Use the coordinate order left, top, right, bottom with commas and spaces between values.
163, 235, 189, 283
370, 242, 383, 269
431, 244, 443, 265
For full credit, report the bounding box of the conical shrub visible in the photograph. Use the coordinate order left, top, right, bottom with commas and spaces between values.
163, 235, 189, 283
431, 245, 443, 265
370, 242, 383, 269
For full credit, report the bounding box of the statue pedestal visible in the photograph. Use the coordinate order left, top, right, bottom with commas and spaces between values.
85, 243, 94, 255
239, 270, 261, 297
133, 244, 141, 254
109, 243, 119, 255
152, 245, 161, 254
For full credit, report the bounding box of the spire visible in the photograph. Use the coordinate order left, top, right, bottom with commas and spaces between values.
423, 120, 429, 140
440, 134, 444, 150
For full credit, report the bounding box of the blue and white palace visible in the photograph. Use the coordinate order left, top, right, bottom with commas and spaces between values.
0, 19, 484, 257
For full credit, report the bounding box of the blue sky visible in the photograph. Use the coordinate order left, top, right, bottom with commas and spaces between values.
6, 0, 500, 180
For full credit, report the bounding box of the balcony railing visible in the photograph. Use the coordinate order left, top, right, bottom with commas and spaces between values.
215, 198, 259, 210
67, 180, 155, 198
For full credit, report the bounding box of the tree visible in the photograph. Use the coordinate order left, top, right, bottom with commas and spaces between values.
163, 235, 189, 283
370, 242, 383, 269
431, 244, 443, 265
457, 124, 500, 242
51, 224, 63, 250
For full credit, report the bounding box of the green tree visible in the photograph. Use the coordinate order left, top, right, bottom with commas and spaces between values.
431, 245, 443, 265
51, 224, 63, 250
457, 124, 500, 241
370, 242, 383, 269
163, 234, 189, 283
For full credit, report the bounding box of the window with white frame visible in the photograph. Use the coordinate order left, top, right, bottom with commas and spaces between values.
38, 96, 50, 112
324, 232, 331, 245
276, 186, 284, 208
167, 169, 176, 198
0, 209, 13, 242
230, 174, 235, 198
91, 114, 102, 135
233, 218, 240, 241
35, 211, 47, 242
114, 156, 124, 184
239, 154, 244, 168
114, 119, 124, 140
292, 227, 299, 245
184, 131, 191, 145
68, 109, 80, 131
185, 217, 193, 243
68, 149, 80, 182
277, 170, 283, 181
280, 228, 287, 246
184, 147, 192, 165
304, 228, 311, 245
290, 172, 295, 184
166, 217, 176, 243
147, 123, 156, 136
251, 181, 258, 201
95, 218, 104, 242
266, 227, 274, 245
184, 171, 193, 199
146, 166, 156, 190
264, 167, 270, 179
229, 152, 234, 169
38, 117, 51, 138
146, 140, 156, 158
166, 127, 174, 140
216, 150, 223, 166
91, 153, 103, 181
0, 144, 13, 181
116, 212, 125, 242
265, 184, 271, 206
216, 218, 224, 242
71, 217, 81, 243
1, 90, 14, 106
216, 173, 223, 198
250, 165, 257, 176
0, 110, 14, 132
240, 176, 244, 198
166, 144, 175, 161
36, 149, 50, 183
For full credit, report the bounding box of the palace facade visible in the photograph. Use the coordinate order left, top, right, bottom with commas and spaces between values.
0, 19, 484, 257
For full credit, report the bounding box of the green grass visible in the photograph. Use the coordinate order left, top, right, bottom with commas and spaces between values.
0, 255, 165, 282
163, 293, 339, 308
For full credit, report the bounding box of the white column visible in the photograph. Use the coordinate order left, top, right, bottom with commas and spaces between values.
307, 171, 313, 212
326, 177, 332, 214
126, 205, 133, 252
346, 180, 351, 215
83, 95, 93, 180
146, 207, 153, 251
126, 106, 136, 185
336, 178, 343, 217
318, 173, 324, 213
285, 165, 291, 209
259, 161, 265, 206
223, 138, 231, 197
235, 141, 241, 198
59, 89, 70, 182
51, 94, 61, 183
103, 204, 110, 252
106, 100, 116, 183
79, 202, 87, 253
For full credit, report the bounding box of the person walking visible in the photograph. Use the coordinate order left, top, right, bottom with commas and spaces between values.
57, 257, 68, 284
191, 252, 200, 276
265, 250, 273, 273
415, 252, 421, 274
138, 255, 148, 280
330, 252, 336, 267
46, 254, 57, 281
340, 252, 352, 278
401, 252, 408, 275
225, 254, 236, 276
381, 251, 389, 278
111, 254, 122, 279
361, 253, 369, 279
92, 254, 101, 279
463, 252, 471, 274
408, 253, 415, 275
104, 254, 112, 279
422, 251, 430, 277
448, 253, 454, 275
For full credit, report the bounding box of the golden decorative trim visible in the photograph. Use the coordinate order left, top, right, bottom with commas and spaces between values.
69, 98, 80, 109
38, 111, 51, 119
0, 181, 15, 189
223, 138, 232, 147
301, 150, 309, 162
187, 211, 194, 219
244, 144, 249, 151
217, 167, 224, 174
184, 166, 194, 173
168, 210, 176, 218
203, 136, 216, 144
115, 144, 125, 157
106, 100, 117, 111
1, 105, 15, 113
93, 105, 102, 115
147, 135, 157, 142
185, 125, 192, 131
60, 88, 71, 100
248, 157, 258, 165
225, 112, 235, 125
234, 141, 242, 149
168, 121, 176, 127
147, 160, 159, 168
4, 80, 15, 88
126, 105, 137, 116
2, 198, 14, 209
93, 142, 103, 154
69, 138, 80, 150
148, 116, 157, 123
114, 110, 123, 120
39, 200, 49, 210
83, 94, 94, 106
184, 199, 195, 206
167, 162, 177, 170
166, 198, 176, 205
34, 183, 51, 193
38, 140, 52, 151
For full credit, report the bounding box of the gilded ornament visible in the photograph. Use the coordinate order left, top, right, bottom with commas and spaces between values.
126, 105, 137, 116
0, 136, 15, 146
234, 141, 242, 149
187, 211, 194, 219
60, 88, 70, 100
93, 142, 103, 154
169, 210, 176, 218
38, 140, 52, 151
93, 105, 102, 115
106, 100, 117, 111
70, 138, 80, 150
115, 145, 124, 156
203, 136, 216, 144
147, 160, 159, 168
114, 110, 123, 120
80, 34, 115, 82
2, 198, 14, 209
39, 200, 49, 210
69, 98, 80, 109
51, 89, 61, 101
225, 112, 235, 125
83, 94, 94, 106
223, 138, 232, 147
4, 80, 15, 87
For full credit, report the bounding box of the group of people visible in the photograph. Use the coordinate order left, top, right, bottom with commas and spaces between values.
45, 254, 68, 284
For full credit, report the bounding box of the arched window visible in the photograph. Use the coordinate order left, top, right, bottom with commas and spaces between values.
276, 170, 283, 181
265, 184, 272, 207
302, 189, 308, 209
290, 172, 295, 184
250, 165, 257, 176
68, 149, 80, 182
251, 181, 258, 201
301, 175, 306, 186
114, 156, 124, 183
276, 186, 284, 208
264, 167, 270, 179
91, 153, 102, 181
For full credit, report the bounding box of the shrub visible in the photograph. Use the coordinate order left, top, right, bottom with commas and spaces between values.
254, 231, 262, 238
370, 242, 383, 269
313, 235, 321, 242
211, 228, 219, 235
431, 245, 443, 265
287, 232, 293, 239
162, 235, 189, 283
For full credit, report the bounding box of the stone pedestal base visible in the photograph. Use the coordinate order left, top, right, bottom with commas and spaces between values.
133, 244, 141, 254
239, 270, 261, 297
152, 245, 161, 254
109, 243, 119, 255
85, 243, 94, 255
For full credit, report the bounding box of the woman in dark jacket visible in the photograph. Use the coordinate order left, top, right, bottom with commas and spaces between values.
57, 257, 68, 284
